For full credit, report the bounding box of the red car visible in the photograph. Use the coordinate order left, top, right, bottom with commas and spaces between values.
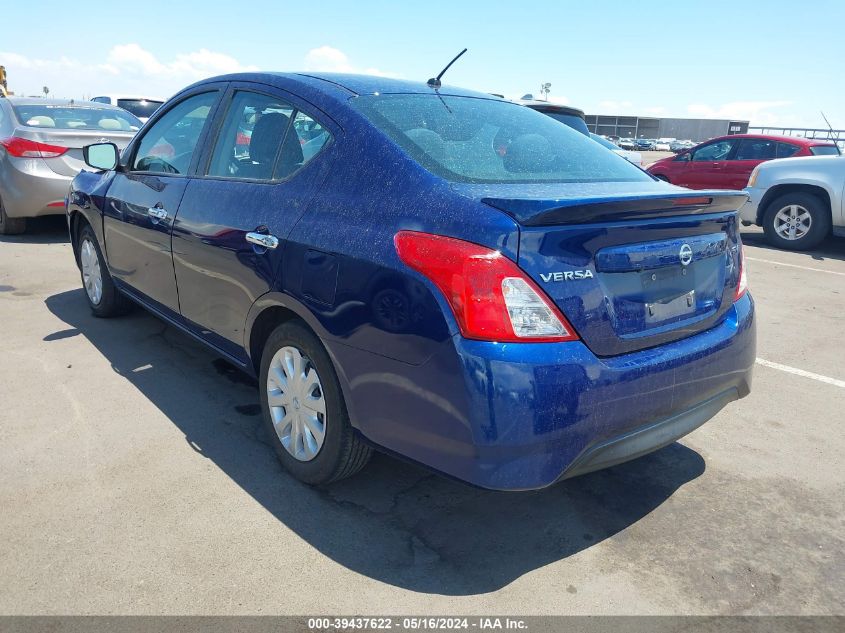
647, 134, 840, 190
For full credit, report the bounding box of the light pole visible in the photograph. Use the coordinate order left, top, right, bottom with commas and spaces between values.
540, 82, 551, 101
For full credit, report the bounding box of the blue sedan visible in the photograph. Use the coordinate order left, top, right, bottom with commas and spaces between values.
67, 73, 755, 490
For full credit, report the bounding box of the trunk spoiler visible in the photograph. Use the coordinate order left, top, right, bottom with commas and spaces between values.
482, 191, 749, 226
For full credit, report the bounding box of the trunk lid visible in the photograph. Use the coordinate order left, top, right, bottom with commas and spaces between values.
15, 127, 136, 177
456, 182, 748, 356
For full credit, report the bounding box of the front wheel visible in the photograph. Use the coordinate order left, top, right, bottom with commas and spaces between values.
75, 224, 132, 317
762, 193, 830, 251
259, 321, 372, 485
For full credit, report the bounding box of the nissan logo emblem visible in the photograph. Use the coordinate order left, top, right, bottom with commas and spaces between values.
679, 244, 693, 266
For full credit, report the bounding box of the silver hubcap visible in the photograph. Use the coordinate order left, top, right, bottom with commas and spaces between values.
80, 239, 103, 305
267, 346, 326, 462
774, 204, 812, 241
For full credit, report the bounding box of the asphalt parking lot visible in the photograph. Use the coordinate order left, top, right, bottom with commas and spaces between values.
1, 216, 843, 615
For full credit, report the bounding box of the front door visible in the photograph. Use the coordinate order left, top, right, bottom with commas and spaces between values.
685, 138, 739, 189
103, 91, 221, 312
171, 87, 334, 360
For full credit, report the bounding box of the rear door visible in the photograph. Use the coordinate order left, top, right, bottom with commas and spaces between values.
685, 138, 739, 189
171, 84, 336, 360
103, 89, 223, 312
729, 137, 776, 189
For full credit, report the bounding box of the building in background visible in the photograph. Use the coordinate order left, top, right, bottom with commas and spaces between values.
586, 114, 748, 142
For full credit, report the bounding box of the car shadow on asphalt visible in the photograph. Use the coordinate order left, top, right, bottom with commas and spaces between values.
45, 288, 705, 596
741, 229, 845, 263
0, 216, 69, 245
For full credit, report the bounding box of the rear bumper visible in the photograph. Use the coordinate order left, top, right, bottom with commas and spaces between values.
331, 294, 755, 491
0, 156, 70, 218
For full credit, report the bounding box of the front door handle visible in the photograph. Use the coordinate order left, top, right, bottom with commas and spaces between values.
148, 207, 169, 221
246, 232, 279, 249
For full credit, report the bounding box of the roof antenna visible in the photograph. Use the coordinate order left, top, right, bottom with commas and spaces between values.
427, 48, 468, 89
821, 110, 840, 143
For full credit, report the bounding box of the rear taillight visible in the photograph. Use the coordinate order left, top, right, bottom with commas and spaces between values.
0, 136, 68, 158
394, 231, 578, 343
735, 244, 748, 301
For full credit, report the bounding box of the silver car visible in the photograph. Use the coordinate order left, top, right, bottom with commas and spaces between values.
0, 97, 141, 234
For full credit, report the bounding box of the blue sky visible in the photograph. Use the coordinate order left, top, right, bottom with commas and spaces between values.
2, 0, 843, 128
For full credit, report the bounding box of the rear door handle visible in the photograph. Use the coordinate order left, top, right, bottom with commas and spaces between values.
246, 232, 279, 249
148, 207, 168, 221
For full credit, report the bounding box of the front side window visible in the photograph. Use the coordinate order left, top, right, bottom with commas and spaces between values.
12, 104, 140, 131
207, 91, 330, 180
352, 94, 649, 184
132, 92, 217, 175
692, 139, 735, 161
735, 138, 776, 160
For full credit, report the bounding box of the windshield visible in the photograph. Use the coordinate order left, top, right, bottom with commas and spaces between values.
12, 104, 141, 131
352, 94, 650, 184
809, 145, 840, 156
116, 99, 162, 119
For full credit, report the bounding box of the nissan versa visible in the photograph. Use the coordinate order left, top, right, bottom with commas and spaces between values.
66, 73, 755, 491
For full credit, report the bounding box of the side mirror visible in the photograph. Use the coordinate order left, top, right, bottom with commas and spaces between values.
83, 142, 119, 171
680, 152, 691, 161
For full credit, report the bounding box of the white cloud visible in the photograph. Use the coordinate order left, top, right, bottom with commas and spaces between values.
686, 101, 792, 125
0, 45, 258, 99
303, 46, 399, 78
644, 106, 667, 115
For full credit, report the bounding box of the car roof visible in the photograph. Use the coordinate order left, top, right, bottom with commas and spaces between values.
197, 72, 497, 101
5, 97, 126, 109
708, 133, 835, 146
92, 94, 165, 101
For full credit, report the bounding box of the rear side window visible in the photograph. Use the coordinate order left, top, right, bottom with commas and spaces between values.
206, 91, 330, 181
735, 138, 776, 160
11, 104, 141, 131
352, 94, 649, 184
776, 142, 800, 158
132, 92, 217, 174
809, 145, 840, 156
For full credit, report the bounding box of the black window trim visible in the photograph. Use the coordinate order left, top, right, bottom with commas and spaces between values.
195, 83, 335, 185
124, 86, 226, 178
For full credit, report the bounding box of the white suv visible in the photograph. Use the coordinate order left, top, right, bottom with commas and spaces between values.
740, 154, 845, 250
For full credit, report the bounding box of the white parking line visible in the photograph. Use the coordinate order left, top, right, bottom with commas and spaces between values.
756, 358, 845, 389
746, 257, 845, 276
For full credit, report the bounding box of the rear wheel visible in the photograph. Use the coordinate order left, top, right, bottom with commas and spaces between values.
259, 321, 371, 485
762, 192, 830, 251
75, 224, 132, 317
0, 196, 26, 235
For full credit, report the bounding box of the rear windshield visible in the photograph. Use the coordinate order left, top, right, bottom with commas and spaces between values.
12, 104, 141, 131
809, 145, 840, 156
117, 99, 162, 119
352, 94, 650, 184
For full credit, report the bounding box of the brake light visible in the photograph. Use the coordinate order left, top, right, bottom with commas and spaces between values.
0, 136, 68, 158
394, 231, 578, 342
735, 244, 748, 301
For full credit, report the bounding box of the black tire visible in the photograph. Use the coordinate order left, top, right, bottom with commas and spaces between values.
75, 224, 132, 317
259, 321, 371, 485
0, 196, 26, 235
762, 192, 830, 251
